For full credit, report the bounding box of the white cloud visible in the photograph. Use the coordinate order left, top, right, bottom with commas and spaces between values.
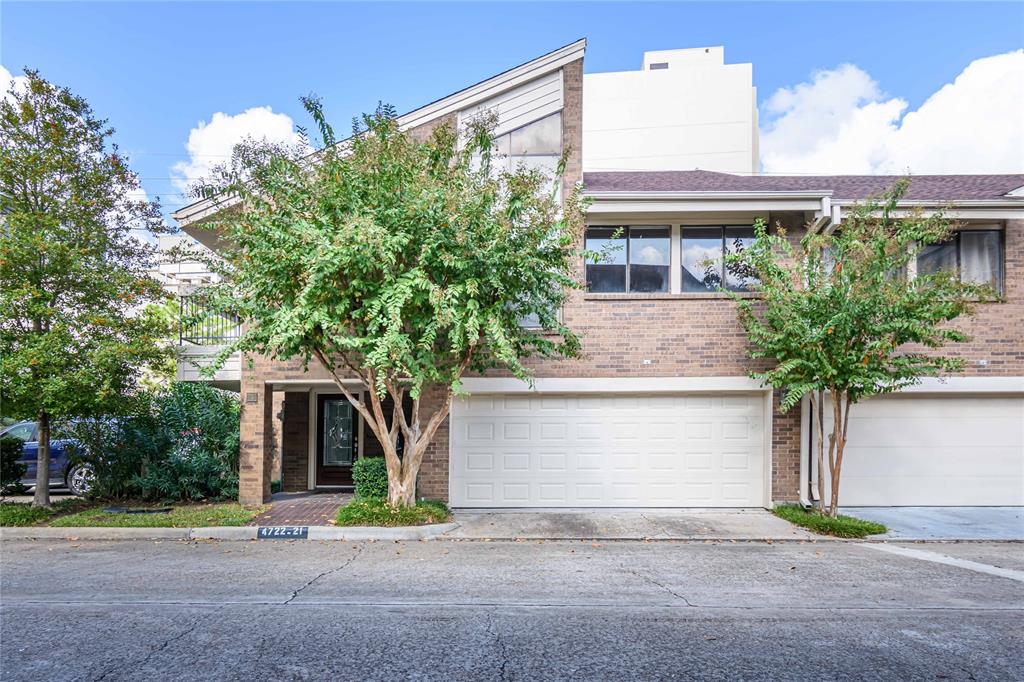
170, 106, 305, 198
761, 50, 1024, 175
0, 64, 30, 101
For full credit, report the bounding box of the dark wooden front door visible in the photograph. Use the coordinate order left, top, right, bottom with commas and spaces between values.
315, 394, 357, 487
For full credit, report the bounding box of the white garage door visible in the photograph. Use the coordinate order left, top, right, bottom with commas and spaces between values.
821, 396, 1024, 506
449, 393, 766, 508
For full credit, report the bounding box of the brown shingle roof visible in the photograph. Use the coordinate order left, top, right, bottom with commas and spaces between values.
582, 170, 1024, 201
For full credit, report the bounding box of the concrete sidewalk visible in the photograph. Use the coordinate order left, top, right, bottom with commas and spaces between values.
446, 508, 818, 541
0, 522, 460, 542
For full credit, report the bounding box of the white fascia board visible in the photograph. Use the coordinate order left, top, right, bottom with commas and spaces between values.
587, 196, 826, 214
397, 39, 585, 131
586, 191, 832, 201
268, 379, 360, 391
895, 376, 1024, 395
831, 199, 1024, 220
172, 194, 241, 228
459, 376, 767, 394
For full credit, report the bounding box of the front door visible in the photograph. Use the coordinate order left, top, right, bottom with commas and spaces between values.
315, 394, 357, 487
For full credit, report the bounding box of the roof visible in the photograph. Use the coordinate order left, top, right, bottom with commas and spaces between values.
583, 170, 1024, 202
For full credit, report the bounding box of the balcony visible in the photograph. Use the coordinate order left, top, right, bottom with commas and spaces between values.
176, 295, 242, 391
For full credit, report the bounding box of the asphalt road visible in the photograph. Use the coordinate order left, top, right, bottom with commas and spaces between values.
1, 538, 1022, 681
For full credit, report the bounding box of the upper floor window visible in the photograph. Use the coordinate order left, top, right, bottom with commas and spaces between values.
585, 226, 670, 293
491, 112, 562, 173
681, 226, 759, 292
917, 228, 1003, 293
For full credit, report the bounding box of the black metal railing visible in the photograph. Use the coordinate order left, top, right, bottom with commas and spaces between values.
179, 295, 242, 345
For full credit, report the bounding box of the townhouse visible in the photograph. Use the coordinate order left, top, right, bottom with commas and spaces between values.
172, 39, 1024, 509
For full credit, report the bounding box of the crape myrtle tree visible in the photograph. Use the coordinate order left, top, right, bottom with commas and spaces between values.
725, 181, 989, 517
197, 99, 587, 507
0, 70, 171, 507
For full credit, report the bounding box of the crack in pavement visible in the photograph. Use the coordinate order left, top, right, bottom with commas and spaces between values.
88, 609, 218, 682
283, 544, 363, 605
639, 512, 672, 539
625, 565, 696, 607
485, 609, 513, 681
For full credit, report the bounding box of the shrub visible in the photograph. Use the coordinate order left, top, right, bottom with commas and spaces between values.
335, 498, 450, 527
134, 450, 239, 501
352, 457, 388, 499
65, 405, 166, 500
134, 383, 240, 501
66, 382, 240, 502
0, 436, 27, 495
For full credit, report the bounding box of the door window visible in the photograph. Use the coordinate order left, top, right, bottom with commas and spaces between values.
322, 399, 354, 466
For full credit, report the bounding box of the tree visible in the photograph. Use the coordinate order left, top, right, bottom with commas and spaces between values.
197, 100, 587, 507
0, 69, 170, 507
725, 181, 988, 516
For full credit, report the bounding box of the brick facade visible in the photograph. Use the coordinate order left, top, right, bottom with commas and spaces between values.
235, 52, 1023, 508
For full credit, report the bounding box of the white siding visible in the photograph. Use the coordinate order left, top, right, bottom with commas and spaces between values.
458, 70, 563, 138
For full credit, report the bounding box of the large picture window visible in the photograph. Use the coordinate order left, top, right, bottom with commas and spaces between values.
917, 229, 1003, 293
585, 226, 670, 293
681, 226, 758, 292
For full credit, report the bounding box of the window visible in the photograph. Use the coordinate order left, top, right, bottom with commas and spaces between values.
4, 422, 35, 442
585, 226, 670, 293
681, 226, 759, 292
490, 112, 561, 173
917, 229, 1003, 293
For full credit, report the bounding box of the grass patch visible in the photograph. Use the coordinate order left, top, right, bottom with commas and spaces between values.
774, 504, 887, 538
49, 502, 266, 528
0, 499, 92, 527
335, 498, 451, 527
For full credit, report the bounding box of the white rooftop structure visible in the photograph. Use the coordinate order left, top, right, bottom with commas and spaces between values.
583, 46, 759, 174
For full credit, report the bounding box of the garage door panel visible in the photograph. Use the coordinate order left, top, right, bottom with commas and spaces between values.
822, 396, 1024, 506
450, 393, 766, 508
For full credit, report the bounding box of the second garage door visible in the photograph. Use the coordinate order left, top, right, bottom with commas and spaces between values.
819, 395, 1024, 506
449, 393, 767, 508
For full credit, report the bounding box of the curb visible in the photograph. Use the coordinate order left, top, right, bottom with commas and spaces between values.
1, 522, 461, 542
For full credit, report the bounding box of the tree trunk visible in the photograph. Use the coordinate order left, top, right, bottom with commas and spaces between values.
827, 390, 849, 518
33, 410, 51, 508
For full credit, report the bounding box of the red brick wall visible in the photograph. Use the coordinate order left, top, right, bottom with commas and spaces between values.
236, 48, 1023, 508
280, 392, 309, 492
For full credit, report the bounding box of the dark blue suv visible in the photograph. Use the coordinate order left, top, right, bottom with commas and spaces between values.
0, 421, 95, 496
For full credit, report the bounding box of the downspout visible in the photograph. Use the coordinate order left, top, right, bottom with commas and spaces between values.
799, 395, 813, 508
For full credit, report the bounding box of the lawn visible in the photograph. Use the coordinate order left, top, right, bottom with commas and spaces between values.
336, 498, 451, 527
774, 504, 887, 539
48, 502, 267, 528
0, 499, 92, 527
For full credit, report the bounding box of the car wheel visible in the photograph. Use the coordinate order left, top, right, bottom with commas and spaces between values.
66, 463, 96, 496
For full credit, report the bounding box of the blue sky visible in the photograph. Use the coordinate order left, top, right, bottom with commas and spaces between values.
3, 1, 1022, 222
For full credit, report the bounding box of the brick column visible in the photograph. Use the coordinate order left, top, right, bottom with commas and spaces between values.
239, 381, 274, 505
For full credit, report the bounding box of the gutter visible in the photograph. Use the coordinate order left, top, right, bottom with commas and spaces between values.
584, 190, 834, 201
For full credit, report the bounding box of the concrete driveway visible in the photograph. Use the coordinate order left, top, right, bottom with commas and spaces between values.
448, 508, 816, 540
844, 507, 1024, 541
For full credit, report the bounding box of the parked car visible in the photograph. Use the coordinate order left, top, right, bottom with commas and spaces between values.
0, 421, 95, 496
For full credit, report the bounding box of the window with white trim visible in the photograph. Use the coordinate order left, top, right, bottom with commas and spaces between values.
917, 228, 1004, 294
